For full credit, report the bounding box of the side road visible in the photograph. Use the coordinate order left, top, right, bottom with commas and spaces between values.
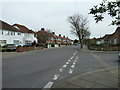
52, 66, 118, 88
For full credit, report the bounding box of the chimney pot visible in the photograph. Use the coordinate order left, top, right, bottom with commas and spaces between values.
41, 28, 45, 30
59, 34, 61, 37
52, 32, 55, 34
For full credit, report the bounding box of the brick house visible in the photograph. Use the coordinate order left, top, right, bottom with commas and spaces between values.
93, 26, 120, 45
101, 27, 120, 45
36, 28, 72, 48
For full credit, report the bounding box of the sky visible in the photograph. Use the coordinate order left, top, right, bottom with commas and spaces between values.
0, 0, 117, 40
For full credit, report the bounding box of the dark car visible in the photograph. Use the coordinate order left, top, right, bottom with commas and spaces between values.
5, 44, 17, 51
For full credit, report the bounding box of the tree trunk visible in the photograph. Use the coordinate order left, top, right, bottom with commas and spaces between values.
78, 36, 83, 49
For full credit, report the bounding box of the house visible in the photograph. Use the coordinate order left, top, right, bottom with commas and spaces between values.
100, 27, 120, 45
0, 20, 37, 46
36, 28, 72, 48
92, 26, 120, 45
12, 24, 37, 46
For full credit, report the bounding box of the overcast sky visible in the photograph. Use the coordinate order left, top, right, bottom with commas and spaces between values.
0, 0, 117, 40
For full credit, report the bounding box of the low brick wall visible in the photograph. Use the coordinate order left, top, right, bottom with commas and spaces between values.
89, 46, 120, 51
16, 46, 35, 52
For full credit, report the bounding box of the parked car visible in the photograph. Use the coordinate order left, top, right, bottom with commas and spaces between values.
5, 44, 17, 51
118, 51, 120, 60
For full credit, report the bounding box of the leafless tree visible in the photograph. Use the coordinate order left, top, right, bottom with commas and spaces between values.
68, 13, 90, 48
37, 28, 53, 45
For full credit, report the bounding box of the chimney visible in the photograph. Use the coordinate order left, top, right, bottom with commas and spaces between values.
59, 34, 61, 37
41, 28, 45, 30
52, 32, 55, 34
117, 21, 120, 27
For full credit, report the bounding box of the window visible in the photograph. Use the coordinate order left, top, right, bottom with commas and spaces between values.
11, 31, 13, 35
0, 40, 6, 46
18, 32, 21, 35
25, 40, 32, 45
2, 30, 3, 35
13, 40, 20, 45
7, 31, 9, 35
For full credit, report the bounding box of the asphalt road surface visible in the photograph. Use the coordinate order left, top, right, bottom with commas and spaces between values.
2, 45, 118, 88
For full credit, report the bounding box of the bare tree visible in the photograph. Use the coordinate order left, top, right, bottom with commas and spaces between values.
68, 13, 90, 48
37, 28, 53, 45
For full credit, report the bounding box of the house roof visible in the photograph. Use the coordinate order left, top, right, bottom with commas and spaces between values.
0, 20, 21, 32
12, 24, 35, 33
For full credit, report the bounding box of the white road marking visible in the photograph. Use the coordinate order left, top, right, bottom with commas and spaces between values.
71, 65, 75, 68
63, 64, 67, 68
70, 56, 74, 59
59, 68, 63, 72
44, 82, 54, 88
53, 74, 59, 80
66, 62, 69, 64
74, 53, 76, 56
74, 60, 77, 62
73, 62, 76, 65
68, 59, 71, 62
69, 69, 73, 74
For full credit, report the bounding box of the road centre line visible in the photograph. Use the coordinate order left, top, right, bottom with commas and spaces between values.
69, 69, 73, 74
59, 68, 63, 72
74, 60, 77, 62
63, 64, 67, 68
66, 62, 69, 64
71, 64, 75, 68
44, 51, 78, 89
70, 56, 74, 59
73, 62, 76, 65
53, 74, 60, 80
43, 82, 54, 88
68, 59, 71, 62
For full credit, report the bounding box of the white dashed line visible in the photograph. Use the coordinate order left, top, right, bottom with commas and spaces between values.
71, 65, 75, 68
53, 74, 59, 80
63, 64, 67, 68
70, 56, 74, 59
74, 60, 77, 62
68, 59, 71, 62
59, 68, 63, 72
69, 69, 73, 74
66, 62, 69, 65
44, 82, 54, 88
73, 62, 76, 65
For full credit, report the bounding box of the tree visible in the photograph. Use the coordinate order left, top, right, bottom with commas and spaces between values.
37, 28, 53, 45
89, 0, 120, 25
67, 14, 90, 48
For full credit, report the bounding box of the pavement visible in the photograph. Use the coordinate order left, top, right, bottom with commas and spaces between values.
52, 66, 119, 88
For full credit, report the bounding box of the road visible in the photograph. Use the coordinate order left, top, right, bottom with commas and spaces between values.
2, 45, 118, 88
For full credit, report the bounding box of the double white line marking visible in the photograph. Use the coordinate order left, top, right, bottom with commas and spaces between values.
43, 51, 78, 88
43, 82, 54, 88
53, 74, 60, 80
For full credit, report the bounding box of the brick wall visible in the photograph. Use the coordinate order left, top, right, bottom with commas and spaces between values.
16, 46, 35, 52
